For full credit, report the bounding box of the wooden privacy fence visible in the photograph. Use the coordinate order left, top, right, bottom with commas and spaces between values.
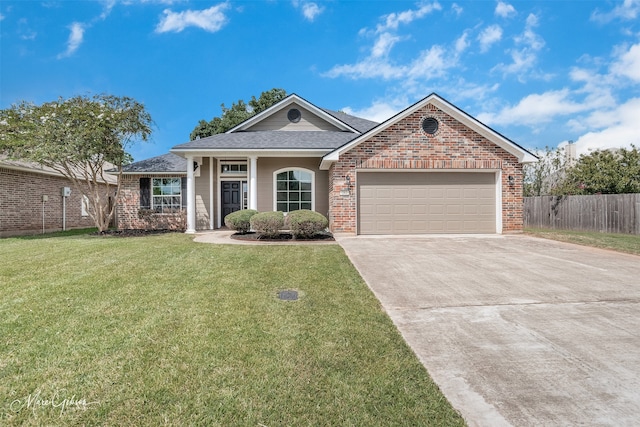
524, 193, 640, 234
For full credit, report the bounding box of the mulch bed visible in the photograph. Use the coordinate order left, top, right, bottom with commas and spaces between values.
93, 229, 181, 237
230, 231, 334, 242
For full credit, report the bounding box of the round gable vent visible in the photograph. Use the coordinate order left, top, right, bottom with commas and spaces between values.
287, 108, 301, 123
422, 117, 439, 135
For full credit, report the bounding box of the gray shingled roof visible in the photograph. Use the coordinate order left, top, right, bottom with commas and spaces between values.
322, 109, 379, 133
121, 153, 187, 173
172, 131, 359, 151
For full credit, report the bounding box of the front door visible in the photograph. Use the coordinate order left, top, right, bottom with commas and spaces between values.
222, 181, 242, 218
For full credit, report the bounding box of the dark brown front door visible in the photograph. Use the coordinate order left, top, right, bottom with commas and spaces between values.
222, 181, 242, 217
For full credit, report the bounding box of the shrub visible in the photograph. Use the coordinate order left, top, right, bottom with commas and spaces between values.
286, 209, 329, 239
224, 209, 258, 234
250, 211, 284, 238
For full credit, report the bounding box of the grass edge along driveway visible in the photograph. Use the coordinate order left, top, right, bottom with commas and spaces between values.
0, 232, 464, 426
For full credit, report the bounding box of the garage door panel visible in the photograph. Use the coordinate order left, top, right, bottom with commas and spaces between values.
358, 172, 496, 234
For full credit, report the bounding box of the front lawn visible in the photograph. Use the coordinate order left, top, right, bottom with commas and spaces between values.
0, 232, 464, 426
525, 228, 640, 255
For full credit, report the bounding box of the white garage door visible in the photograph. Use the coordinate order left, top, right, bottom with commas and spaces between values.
358, 172, 496, 235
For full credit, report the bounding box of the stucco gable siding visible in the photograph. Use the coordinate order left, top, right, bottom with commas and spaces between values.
246, 103, 343, 132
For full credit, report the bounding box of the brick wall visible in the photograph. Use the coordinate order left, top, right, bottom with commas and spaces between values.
117, 174, 187, 230
328, 104, 524, 233
0, 167, 100, 237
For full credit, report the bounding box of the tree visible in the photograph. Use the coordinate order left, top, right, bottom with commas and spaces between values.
523, 147, 567, 196
0, 94, 153, 232
557, 146, 640, 195
190, 88, 287, 140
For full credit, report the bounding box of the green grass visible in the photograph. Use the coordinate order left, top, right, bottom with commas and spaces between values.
525, 228, 640, 255
0, 232, 464, 426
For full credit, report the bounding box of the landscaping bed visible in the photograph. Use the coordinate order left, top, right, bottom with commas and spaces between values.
230, 231, 334, 242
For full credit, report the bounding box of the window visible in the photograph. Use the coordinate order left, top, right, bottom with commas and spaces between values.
221, 163, 247, 174
275, 169, 313, 212
81, 195, 90, 217
152, 177, 182, 213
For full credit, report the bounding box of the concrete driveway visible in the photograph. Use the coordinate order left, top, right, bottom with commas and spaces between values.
336, 234, 640, 427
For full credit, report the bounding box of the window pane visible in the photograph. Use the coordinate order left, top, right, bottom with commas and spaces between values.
277, 192, 288, 201
277, 203, 287, 211
301, 192, 311, 201
277, 181, 288, 191
300, 182, 311, 191
153, 187, 161, 196
289, 192, 299, 201
277, 172, 288, 180
301, 203, 312, 210
289, 181, 299, 190
289, 171, 297, 180
289, 202, 300, 211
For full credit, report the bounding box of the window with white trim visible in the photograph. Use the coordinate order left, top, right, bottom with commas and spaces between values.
152, 177, 182, 213
81, 195, 90, 217
275, 168, 313, 212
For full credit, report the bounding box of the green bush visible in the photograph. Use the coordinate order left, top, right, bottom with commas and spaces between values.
250, 211, 284, 238
286, 210, 329, 239
224, 209, 258, 234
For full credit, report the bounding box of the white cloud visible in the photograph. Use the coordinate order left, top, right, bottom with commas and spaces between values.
478, 89, 588, 126
376, 2, 442, 33
492, 13, 544, 78
408, 45, 453, 79
57, 22, 85, 59
324, 2, 447, 80
99, 0, 116, 20
572, 98, 640, 155
299, 2, 324, 22
495, 1, 516, 18
455, 32, 470, 54
451, 3, 463, 17
516, 13, 544, 51
371, 32, 402, 58
342, 100, 402, 123
591, 0, 640, 23
155, 2, 230, 33
478, 25, 502, 53
611, 42, 640, 82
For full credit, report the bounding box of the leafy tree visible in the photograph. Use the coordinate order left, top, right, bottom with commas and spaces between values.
557, 146, 640, 195
0, 94, 152, 232
523, 147, 567, 196
190, 88, 287, 140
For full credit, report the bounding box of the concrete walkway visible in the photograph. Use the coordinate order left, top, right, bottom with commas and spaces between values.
336, 234, 640, 427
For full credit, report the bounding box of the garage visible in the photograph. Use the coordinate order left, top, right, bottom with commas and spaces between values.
357, 172, 497, 235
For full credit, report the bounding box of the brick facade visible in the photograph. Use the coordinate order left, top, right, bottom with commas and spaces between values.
117, 174, 187, 230
0, 167, 100, 237
328, 104, 524, 234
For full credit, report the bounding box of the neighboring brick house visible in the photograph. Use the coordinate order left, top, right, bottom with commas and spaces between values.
117, 93, 537, 235
0, 158, 116, 237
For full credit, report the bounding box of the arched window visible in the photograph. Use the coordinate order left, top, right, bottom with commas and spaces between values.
273, 168, 314, 212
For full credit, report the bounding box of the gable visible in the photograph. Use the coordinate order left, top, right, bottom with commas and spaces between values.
228, 94, 358, 134
245, 102, 343, 132
320, 93, 537, 169
339, 103, 521, 168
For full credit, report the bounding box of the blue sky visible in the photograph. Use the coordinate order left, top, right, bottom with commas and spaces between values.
2, 0, 639, 161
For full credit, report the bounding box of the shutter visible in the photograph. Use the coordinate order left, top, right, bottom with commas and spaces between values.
140, 177, 150, 209
181, 177, 187, 208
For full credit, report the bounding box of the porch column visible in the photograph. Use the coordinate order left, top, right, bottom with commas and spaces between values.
186, 155, 196, 234
249, 156, 258, 210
